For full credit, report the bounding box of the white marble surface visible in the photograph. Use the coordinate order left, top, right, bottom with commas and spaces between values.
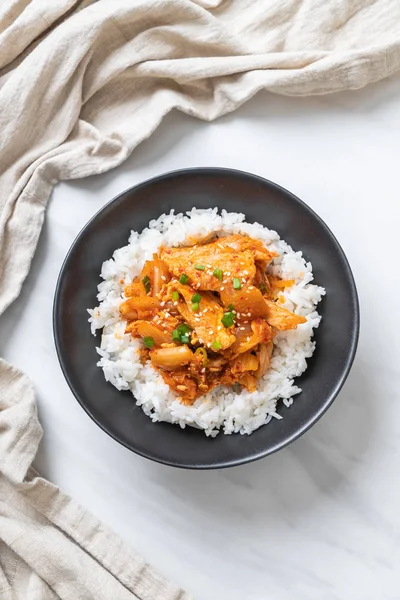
2, 73, 400, 600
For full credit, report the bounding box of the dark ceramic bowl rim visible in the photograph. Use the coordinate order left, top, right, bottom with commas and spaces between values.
53, 167, 360, 469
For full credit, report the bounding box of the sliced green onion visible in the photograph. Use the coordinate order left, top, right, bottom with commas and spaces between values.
194, 264, 205, 271
172, 323, 191, 343
177, 323, 190, 335
228, 304, 236, 312
172, 291, 180, 301
213, 268, 223, 281
191, 292, 201, 303
142, 275, 151, 293
211, 340, 222, 351
172, 329, 181, 342
143, 336, 154, 349
191, 302, 200, 312
179, 273, 189, 285
221, 313, 235, 328
233, 277, 241, 290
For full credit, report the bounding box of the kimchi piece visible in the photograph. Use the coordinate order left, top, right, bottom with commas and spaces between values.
119, 234, 306, 404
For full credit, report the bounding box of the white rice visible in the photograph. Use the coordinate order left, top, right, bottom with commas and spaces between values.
88, 208, 325, 437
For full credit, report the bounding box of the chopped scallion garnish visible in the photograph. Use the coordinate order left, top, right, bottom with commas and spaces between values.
179, 273, 189, 284
233, 277, 241, 290
172, 323, 191, 343
172, 291, 180, 301
142, 275, 151, 293
213, 268, 223, 281
177, 323, 191, 335
191, 292, 201, 303
191, 302, 200, 312
172, 329, 181, 342
221, 313, 235, 328
143, 336, 154, 349
211, 340, 222, 351
194, 264, 205, 271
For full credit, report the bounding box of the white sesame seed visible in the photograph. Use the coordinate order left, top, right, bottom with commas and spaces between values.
201, 367, 206, 373
236, 312, 241, 317
243, 270, 249, 275
226, 271, 231, 276
246, 336, 251, 341
173, 302, 178, 306
248, 286, 254, 290
220, 286, 225, 291
161, 275, 166, 281
217, 326, 222, 331
240, 326, 245, 331
242, 278, 246, 283
209, 330, 213, 335
247, 312, 251, 317
206, 264, 212, 268
160, 301, 165, 307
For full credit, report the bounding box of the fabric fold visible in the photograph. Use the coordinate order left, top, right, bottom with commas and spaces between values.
0, 358, 192, 600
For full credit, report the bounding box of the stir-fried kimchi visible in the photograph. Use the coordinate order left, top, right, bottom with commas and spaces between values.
120, 234, 306, 404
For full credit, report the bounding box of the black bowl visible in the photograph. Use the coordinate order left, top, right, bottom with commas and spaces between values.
53, 168, 359, 469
